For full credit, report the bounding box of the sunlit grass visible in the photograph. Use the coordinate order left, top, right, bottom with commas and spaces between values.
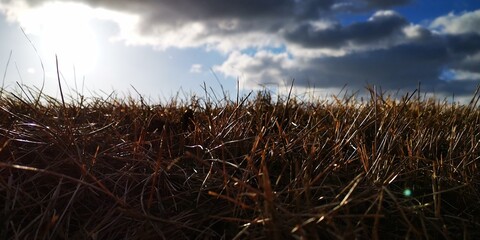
0, 82, 479, 239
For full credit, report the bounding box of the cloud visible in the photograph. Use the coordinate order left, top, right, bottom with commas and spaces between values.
449, 69, 480, 81
431, 9, 480, 35
215, 51, 297, 88
217, 40, 449, 91
333, 0, 412, 12
451, 52, 480, 73
216, 14, 480, 97
445, 33, 480, 56
365, 0, 411, 8
284, 10, 409, 49
306, 42, 448, 89
442, 34, 480, 82
1, 0, 478, 98
0, 0, 415, 52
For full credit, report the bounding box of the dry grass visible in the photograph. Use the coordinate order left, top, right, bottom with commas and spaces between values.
0, 83, 479, 239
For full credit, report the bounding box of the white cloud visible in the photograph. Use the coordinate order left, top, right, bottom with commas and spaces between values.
369, 10, 400, 20
430, 9, 480, 34
214, 51, 296, 89
402, 24, 430, 39
452, 70, 480, 81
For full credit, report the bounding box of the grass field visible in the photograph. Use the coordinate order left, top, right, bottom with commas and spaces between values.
0, 83, 479, 239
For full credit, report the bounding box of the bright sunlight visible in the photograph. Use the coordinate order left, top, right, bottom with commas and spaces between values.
17, 2, 99, 74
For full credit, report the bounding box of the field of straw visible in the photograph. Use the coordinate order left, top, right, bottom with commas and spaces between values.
0, 84, 479, 239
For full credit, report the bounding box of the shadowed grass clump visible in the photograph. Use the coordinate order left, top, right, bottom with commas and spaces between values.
0, 85, 479, 239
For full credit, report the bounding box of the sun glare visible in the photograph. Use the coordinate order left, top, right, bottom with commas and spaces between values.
18, 2, 99, 75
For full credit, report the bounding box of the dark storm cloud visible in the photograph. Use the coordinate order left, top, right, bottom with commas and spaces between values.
14, 0, 409, 18
452, 57, 480, 73
442, 80, 480, 92
308, 33, 480, 90
10, 0, 330, 20
365, 0, 412, 8
284, 11, 408, 48
1, 0, 421, 52
446, 33, 480, 55
303, 41, 449, 89
0, 0, 334, 41
4, 0, 411, 31
445, 33, 480, 73
218, 30, 480, 96
83, 0, 411, 25
333, 0, 412, 12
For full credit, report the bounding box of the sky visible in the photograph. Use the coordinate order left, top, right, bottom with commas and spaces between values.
1, 0, 480, 103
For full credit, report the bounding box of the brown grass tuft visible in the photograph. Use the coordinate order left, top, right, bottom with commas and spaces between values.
1, 84, 480, 239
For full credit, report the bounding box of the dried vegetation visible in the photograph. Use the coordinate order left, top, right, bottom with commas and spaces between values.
1, 85, 480, 239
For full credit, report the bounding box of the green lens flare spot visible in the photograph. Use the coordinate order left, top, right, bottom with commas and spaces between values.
403, 188, 412, 197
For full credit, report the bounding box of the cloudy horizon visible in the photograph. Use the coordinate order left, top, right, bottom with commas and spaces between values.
1, 0, 480, 103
